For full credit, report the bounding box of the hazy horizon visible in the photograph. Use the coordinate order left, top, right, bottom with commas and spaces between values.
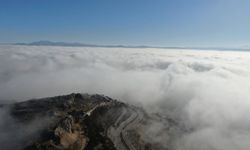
2, 40, 250, 51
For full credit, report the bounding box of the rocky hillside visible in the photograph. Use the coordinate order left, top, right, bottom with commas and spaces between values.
0, 93, 181, 150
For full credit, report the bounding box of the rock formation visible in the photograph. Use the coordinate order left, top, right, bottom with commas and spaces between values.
0, 93, 181, 150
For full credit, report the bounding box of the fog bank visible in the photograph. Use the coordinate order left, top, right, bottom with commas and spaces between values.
1, 45, 250, 149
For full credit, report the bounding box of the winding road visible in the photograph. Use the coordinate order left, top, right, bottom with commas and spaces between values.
107, 106, 144, 150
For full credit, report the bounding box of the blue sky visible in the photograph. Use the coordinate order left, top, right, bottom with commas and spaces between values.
1, 0, 250, 47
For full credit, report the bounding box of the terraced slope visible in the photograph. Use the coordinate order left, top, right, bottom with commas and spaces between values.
1, 93, 181, 150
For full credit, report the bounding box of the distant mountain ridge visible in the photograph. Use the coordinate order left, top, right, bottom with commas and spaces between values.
14, 40, 250, 51
15, 40, 151, 48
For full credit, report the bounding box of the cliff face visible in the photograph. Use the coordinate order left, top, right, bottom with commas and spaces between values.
1, 93, 180, 150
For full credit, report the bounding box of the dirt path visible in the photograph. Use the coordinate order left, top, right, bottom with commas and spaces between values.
108, 106, 143, 150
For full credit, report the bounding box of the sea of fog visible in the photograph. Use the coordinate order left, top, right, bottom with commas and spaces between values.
1, 45, 250, 150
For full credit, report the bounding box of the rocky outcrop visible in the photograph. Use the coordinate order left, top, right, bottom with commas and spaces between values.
1, 93, 181, 150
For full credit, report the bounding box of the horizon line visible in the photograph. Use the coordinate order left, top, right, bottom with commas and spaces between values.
1, 40, 250, 51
